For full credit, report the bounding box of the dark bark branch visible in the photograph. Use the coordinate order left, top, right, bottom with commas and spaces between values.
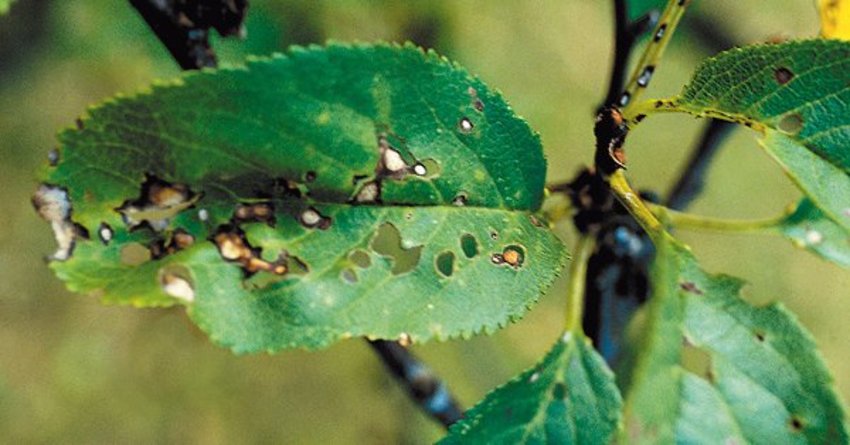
128, 0, 248, 70
665, 119, 735, 210
368, 339, 463, 428
601, 0, 659, 109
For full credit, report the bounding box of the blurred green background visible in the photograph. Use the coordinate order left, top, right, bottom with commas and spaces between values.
1, 1, 847, 443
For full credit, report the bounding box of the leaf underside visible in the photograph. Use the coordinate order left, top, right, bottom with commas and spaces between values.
621, 235, 848, 444
779, 199, 850, 268
440, 332, 622, 445
38, 43, 567, 352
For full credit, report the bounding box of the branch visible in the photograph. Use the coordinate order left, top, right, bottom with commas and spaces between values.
665, 119, 734, 210
602, 0, 660, 109
368, 340, 463, 428
128, 0, 248, 70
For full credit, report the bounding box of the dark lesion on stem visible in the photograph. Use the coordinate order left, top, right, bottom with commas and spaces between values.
594, 1, 661, 178
128, 0, 248, 70
666, 119, 735, 210
368, 339, 463, 428
601, 0, 660, 110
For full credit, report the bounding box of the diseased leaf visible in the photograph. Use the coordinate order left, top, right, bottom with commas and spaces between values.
621, 234, 848, 444
663, 40, 850, 231
819, 0, 850, 39
779, 198, 850, 268
440, 332, 622, 445
35, 43, 567, 352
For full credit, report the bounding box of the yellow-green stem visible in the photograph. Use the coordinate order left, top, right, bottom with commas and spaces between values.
564, 236, 596, 333
648, 203, 788, 233
608, 170, 664, 238
621, 0, 691, 120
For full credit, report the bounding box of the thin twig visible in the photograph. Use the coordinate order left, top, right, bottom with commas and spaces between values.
368, 340, 463, 428
602, 0, 660, 109
128, 0, 248, 70
620, 0, 692, 119
665, 119, 735, 210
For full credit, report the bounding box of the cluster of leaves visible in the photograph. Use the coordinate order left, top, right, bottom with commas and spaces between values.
33, 0, 849, 442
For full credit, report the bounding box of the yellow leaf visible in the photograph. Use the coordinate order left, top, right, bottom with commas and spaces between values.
818, 0, 850, 39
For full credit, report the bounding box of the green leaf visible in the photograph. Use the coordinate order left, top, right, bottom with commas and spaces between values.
628, 0, 666, 21
440, 332, 622, 445
665, 40, 850, 231
36, 43, 567, 352
0, 0, 12, 15
779, 199, 850, 268
621, 234, 848, 444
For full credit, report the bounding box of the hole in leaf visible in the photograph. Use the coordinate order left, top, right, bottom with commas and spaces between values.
299, 207, 331, 230
354, 181, 381, 204
117, 175, 200, 232
349, 250, 371, 268
458, 117, 474, 133
158, 265, 194, 302
453, 191, 468, 207
681, 338, 713, 381
435, 251, 455, 277
48, 148, 60, 166
304, 171, 317, 182
151, 228, 196, 259
417, 159, 441, 178
778, 113, 804, 134
371, 222, 422, 275
120, 243, 151, 266
774, 67, 794, 85
460, 234, 478, 258
552, 382, 567, 399
98, 223, 113, 245
32, 184, 85, 261
754, 330, 766, 342
213, 226, 292, 276
341, 268, 358, 284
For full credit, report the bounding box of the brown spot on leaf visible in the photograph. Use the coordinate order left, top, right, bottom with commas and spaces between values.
213, 226, 289, 275
117, 175, 200, 232
789, 416, 804, 432
774, 67, 794, 85
778, 113, 804, 134
679, 281, 704, 295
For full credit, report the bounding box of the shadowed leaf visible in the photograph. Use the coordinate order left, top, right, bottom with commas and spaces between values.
440, 332, 622, 445
621, 234, 848, 444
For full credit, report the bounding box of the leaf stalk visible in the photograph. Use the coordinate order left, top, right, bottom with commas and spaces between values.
564, 236, 596, 333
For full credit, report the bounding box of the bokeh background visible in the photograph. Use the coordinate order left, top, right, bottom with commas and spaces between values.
1, 1, 847, 443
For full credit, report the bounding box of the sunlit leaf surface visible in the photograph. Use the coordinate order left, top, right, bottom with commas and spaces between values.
36, 43, 567, 352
